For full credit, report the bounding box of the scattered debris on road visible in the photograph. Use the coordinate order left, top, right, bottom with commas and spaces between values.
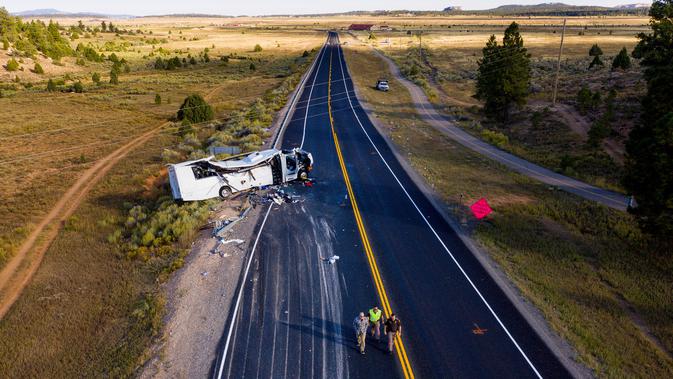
322, 255, 340, 264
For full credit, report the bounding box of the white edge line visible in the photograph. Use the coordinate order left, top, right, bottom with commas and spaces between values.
335, 35, 544, 379
300, 46, 327, 149
215, 205, 273, 379
215, 36, 328, 379
274, 41, 326, 149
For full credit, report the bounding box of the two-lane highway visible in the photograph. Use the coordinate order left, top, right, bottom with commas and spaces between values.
213, 32, 571, 379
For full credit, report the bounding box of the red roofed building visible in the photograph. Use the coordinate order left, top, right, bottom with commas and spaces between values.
348, 24, 374, 31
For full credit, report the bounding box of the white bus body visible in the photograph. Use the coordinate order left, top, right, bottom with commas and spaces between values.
168, 148, 313, 201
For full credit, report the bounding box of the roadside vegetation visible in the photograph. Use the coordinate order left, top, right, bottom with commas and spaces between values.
0, 17, 321, 375
360, 18, 647, 192
343, 39, 673, 377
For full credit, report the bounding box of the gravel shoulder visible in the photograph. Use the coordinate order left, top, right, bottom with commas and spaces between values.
140, 200, 261, 378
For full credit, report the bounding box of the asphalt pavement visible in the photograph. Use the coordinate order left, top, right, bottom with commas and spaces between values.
213, 32, 573, 379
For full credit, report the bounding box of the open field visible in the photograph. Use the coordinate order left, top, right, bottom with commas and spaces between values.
0, 20, 322, 375
342, 39, 673, 377
350, 19, 647, 192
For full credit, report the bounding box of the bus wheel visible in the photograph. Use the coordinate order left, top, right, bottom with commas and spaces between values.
219, 186, 232, 198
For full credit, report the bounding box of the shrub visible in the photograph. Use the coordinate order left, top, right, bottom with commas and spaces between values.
154, 57, 165, 69
72, 81, 84, 93
189, 56, 197, 65
110, 69, 119, 84
47, 78, 56, 92
480, 129, 509, 148
302, 50, 309, 57
2, 37, 8, 50
253, 44, 263, 52
155, 94, 161, 105
92, 72, 100, 83
32, 62, 44, 74
177, 94, 213, 123
249, 62, 256, 71
6, 58, 19, 71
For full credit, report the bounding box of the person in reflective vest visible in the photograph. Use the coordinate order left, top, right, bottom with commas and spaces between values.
368, 306, 382, 341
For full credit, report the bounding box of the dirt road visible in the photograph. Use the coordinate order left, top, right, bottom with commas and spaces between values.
0, 86, 225, 320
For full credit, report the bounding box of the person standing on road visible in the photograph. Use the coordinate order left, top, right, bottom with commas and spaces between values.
353, 312, 369, 355
384, 313, 402, 354
368, 306, 382, 341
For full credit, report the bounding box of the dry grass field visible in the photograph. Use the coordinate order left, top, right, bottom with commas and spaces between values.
0, 19, 323, 375
343, 35, 673, 378
350, 18, 648, 191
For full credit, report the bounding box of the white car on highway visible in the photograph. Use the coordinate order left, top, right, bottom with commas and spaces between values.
168, 148, 313, 201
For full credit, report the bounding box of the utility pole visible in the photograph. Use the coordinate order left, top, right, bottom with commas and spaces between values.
552, 18, 566, 106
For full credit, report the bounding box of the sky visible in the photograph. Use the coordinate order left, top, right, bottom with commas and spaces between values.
3, 0, 638, 16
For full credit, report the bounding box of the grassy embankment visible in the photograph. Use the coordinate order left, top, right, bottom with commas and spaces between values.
343, 42, 673, 377
0, 24, 323, 376
353, 21, 648, 192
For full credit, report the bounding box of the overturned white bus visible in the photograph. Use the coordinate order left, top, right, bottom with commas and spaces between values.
168, 148, 313, 201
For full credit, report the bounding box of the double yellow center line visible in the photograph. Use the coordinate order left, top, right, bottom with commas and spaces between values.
326, 48, 415, 379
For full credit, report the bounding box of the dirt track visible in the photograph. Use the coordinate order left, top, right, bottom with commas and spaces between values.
0, 87, 224, 320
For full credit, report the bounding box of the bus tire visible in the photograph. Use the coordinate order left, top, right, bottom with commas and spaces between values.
219, 186, 232, 198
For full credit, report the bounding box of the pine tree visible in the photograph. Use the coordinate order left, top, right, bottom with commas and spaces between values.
475, 22, 531, 121
576, 85, 593, 114
589, 55, 604, 69
623, 0, 673, 236
177, 94, 213, 123
589, 44, 604, 57
612, 47, 631, 70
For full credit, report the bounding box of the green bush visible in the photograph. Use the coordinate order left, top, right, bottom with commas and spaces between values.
155, 94, 161, 105
32, 62, 44, 74
249, 62, 256, 71
5, 58, 19, 71
72, 81, 84, 93
589, 55, 604, 69
177, 94, 213, 123
110, 69, 119, 84
47, 78, 56, 92
253, 44, 263, 52
92, 72, 100, 83
481, 129, 509, 148
612, 47, 631, 70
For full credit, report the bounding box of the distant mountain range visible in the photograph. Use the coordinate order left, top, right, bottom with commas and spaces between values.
10, 3, 651, 19
11, 8, 134, 18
